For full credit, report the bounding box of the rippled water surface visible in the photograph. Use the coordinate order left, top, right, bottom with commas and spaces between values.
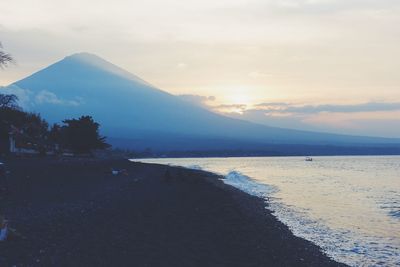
136, 156, 400, 266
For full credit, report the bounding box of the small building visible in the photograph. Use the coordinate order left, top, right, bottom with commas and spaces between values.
8, 125, 39, 155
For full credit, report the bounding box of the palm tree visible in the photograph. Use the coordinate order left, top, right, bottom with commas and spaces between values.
0, 42, 13, 68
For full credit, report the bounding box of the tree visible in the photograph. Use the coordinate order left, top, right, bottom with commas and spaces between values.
0, 95, 48, 154
0, 94, 21, 153
0, 94, 19, 110
0, 42, 16, 152
61, 116, 109, 153
48, 123, 62, 144
0, 42, 13, 68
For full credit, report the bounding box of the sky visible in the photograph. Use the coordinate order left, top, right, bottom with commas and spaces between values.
1, 0, 400, 137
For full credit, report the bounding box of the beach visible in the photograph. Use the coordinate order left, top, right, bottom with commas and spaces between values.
0, 158, 345, 266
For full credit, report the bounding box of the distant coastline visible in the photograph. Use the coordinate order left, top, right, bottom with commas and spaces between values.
127, 144, 400, 159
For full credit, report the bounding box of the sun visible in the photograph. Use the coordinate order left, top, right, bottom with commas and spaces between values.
216, 90, 254, 114
222, 86, 254, 105
228, 93, 252, 105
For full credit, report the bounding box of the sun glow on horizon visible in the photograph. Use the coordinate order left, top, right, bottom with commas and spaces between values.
227, 93, 252, 106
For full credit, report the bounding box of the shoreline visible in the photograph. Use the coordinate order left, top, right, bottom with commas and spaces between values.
0, 157, 346, 266
135, 154, 400, 159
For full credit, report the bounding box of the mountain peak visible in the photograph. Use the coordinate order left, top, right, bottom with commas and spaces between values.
11, 51, 164, 112
65, 52, 111, 66
67, 52, 100, 59
53, 52, 152, 87
63, 52, 124, 71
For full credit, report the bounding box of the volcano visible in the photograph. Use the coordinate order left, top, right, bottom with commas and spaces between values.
4, 53, 400, 152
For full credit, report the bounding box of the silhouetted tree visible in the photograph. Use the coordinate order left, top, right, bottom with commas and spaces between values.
0, 43, 14, 153
0, 94, 21, 153
0, 94, 49, 153
0, 94, 19, 110
0, 43, 13, 68
48, 123, 62, 144
61, 116, 109, 153
22, 113, 49, 142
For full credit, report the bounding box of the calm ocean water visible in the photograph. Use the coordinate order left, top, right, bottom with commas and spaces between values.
136, 156, 400, 267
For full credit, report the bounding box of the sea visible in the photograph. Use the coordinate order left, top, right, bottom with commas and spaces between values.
135, 156, 400, 267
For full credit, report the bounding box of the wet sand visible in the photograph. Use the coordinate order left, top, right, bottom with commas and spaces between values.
0, 158, 346, 266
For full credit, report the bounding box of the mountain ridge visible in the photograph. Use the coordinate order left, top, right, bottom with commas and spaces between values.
3, 53, 400, 152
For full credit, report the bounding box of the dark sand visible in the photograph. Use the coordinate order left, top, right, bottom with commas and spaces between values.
0, 158, 346, 267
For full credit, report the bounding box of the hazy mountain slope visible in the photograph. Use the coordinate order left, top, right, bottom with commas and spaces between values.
5, 53, 400, 150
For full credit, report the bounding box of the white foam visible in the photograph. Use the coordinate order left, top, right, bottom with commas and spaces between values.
186, 164, 203, 170
222, 170, 278, 198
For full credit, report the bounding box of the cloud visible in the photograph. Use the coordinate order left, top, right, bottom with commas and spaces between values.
213, 103, 248, 114
220, 0, 400, 16
230, 102, 400, 137
227, 108, 314, 131
34, 90, 83, 106
0, 86, 83, 108
193, 97, 400, 116
190, 98, 400, 137
252, 102, 400, 114
178, 94, 216, 107
35, 90, 62, 104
